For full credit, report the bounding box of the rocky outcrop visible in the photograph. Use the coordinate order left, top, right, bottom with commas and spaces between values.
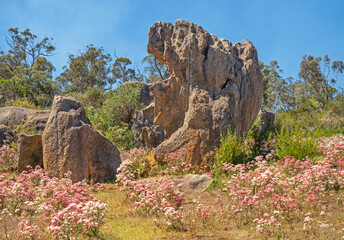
131, 103, 167, 148
42, 96, 121, 182
148, 20, 263, 165
18, 110, 50, 133
0, 107, 36, 126
17, 134, 43, 172
0, 107, 49, 133
0, 125, 15, 146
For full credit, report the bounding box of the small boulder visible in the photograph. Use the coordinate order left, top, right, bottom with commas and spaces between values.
142, 125, 166, 148
168, 174, 214, 194
17, 134, 43, 172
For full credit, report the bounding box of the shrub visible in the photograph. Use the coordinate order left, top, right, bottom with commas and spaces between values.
215, 130, 251, 165
0, 145, 17, 171
86, 83, 143, 150
105, 126, 136, 150
0, 166, 108, 239
273, 125, 318, 161
72, 86, 105, 109
213, 130, 253, 187
160, 148, 195, 175
3, 97, 39, 109
101, 83, 143, 128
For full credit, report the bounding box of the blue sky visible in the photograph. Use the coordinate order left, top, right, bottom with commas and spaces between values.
0, 0, 343, 85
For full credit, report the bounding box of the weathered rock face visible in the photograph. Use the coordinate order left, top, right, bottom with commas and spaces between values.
19, 110, 50, 133
17, 134, 43, 172
0, 125, 15, 146
42, 96, 121, 182
148, 20, 263, 165
131, 103, 167, 148
260, 109, 275, 137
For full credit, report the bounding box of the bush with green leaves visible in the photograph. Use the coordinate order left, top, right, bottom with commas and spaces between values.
213, 130, 253, 186
104, 126, 136, 150
86, 83, 143, 149
273, 125, 318, 161
72, 86, 105, 109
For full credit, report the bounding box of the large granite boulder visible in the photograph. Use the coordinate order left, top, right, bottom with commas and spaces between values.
17, 134, 43, 172
148, 20, 263, 165
42, 96, 121, 182
0, 125, 15, 146
0, 107, 36, 126
0, 107, 49, 134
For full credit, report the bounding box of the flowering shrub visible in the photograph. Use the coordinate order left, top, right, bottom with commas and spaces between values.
161, 148, 194, 175
0, 166, 108, 239
116, 159, 140, 187
117, 160, 186, 230
0, 145, 17, 170
130, 147, 149, 159
219, 149, 344, 234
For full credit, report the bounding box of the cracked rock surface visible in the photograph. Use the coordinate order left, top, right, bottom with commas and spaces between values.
148, 19, 263, 165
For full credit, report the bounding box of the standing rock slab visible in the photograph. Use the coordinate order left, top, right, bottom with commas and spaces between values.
148, 20, 263, 165
17, 134, 43, 172
42, 95, 121, 182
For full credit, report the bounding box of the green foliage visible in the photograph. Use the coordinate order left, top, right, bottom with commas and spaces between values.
246, 113, 273, 154
105, 126, 136, 150
0, 28, 57, 107
1, 97, 38, 109
86, 83, 143, 149
72, 87, 105, 109
298, 55, 342, 109
101, 83, 144, 127
215, 130, 252, 165
274, 95, 344, 139
273, 125, 318, 161
142, 54, 171, 83
213, 130, 252, 187
112, 57, 135, 84
57, 45, 113, 92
